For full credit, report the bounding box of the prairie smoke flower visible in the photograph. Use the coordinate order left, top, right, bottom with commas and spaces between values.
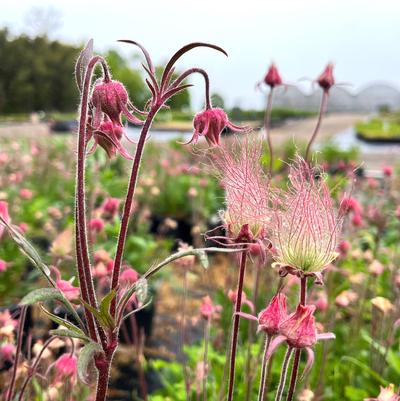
212, 137, 272, 246
317, 63, 335, 92
187, 108, 248, 147
57, 280, 80, 301
266, 304, 334, 377
0, 343, 15, 362
0, 310, 18, 339
227, 289, 255, 313
54, 353, 78, 384
0, 201, 10, 239
89, 218, 105, 233
120, 267, 139, 285
365, 384, 399, 401
200, 296, 221, 320
101, 197, 120, 217
382, 165, 393, 177
263, 63, 283, 88
19, 188, 33, 200
271, 158, 341, 278
0, 259, 8, 272
335, 290, 358, 308
258, 293, 287, 335
369, 260, 385, 276
90, 79, 143, 159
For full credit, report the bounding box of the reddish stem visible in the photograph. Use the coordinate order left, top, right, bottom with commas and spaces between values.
6, 306, 27, 401
275, 347, 294, 401
257, 334, 272, 401
76, 56, 108, 347
17, 336, 59, 401
227, 250, 248, 401
285, 276, 307, 401
110, 106, 159, 317
305, 91, 328, 162
95, 358, 112, 401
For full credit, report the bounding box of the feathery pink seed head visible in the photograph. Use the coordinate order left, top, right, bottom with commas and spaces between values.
271, 157, 341, 272
258, 293, 287, 335
216, 137, 272, 243
263, 63, 282, 88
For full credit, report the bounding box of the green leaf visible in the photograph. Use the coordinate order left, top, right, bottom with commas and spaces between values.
0, 216, 54, 285
49, 329, 91, 343
78, 342, 103, 384
99, 289, 117, 320
21, 288, 82, 328
40, 305, 85, 336
21, 288, 66, 306
80, 299, 115, 330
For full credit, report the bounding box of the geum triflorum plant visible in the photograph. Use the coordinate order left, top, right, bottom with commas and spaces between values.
0, 39, 245, 401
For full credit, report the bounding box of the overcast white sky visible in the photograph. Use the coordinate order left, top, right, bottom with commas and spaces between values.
1, 0, 400, 108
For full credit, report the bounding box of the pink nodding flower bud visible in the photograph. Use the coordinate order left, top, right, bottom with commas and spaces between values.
0, 201, 10, 239
93, 120, 133, 160
0, 343, 15, 361
120, 267, 139, 285
338, 240, 351, 255
382, 165, 393, 177
258, 293, 287, 336
54, 353, 78, 384
89, 218, 105, 233
364, 384, 400, 401
0, 259, 8, 272
263, 63, 282, 88
279, 304, 317, 348
200, 296, 220, 320
188, 108, 248, 147
317, 63, 335, 92
91, 80, 128, 126
56, 280, 80, 301
102, 197, 120, 217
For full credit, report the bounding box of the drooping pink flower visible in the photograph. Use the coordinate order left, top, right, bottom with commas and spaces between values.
258, 293, 287, 335
369, 260, 385, 276
338, 240, 351, 256
263, 63, 283, 88
339, 195, 363, 215
120, 267, 139, 285
0, 201, 10, 239
90, 120, 133, 160
0, 310, 18, 339
92, 80, 130, 126
396, 206, 400, 220
265, 304, 334, 378
351, 213, 363, 227
0, 343, 15, 361
382, 165, 393, 178
54, 353, 78, 384
335, 290, 358, 308
311, 291, 329, 312
213, 136, 272, 244
227, 289, 255, 313
101, 197, 120, 217
89, 218, 105, 233
0, 260, 8, 272
56, 280, 80, 301
271, 157, 341, 274
187, 108, 248, 147
19, 188, 33, 200
317, 63, 335, 92
364, 384, 399, 401
200, 296, 221, 320
279, 305, 317, 348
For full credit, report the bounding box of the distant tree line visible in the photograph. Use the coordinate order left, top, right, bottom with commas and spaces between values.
0, 29, 190, 115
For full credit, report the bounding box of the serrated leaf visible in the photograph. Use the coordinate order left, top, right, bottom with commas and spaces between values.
75, 39, 93, 91
0, 216, 53, 284
50, 329, 91, 343
78, 342, 103, 384
40, 305, 85, 336
136, 278, 148, 304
